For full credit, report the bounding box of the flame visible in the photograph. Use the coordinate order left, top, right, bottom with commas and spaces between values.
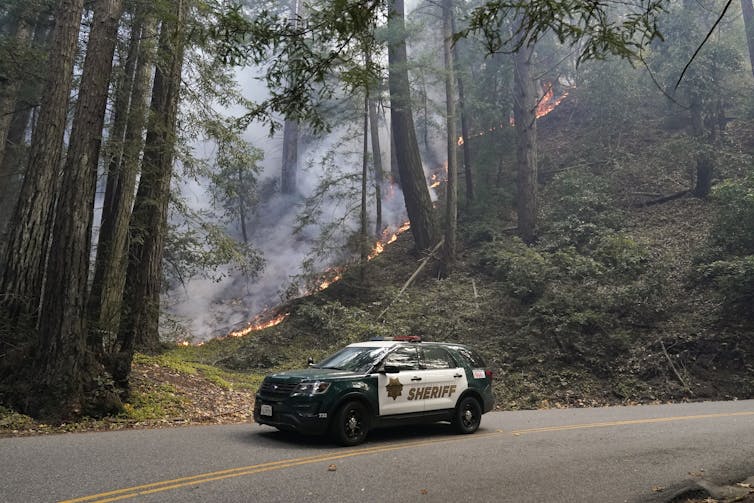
228, 312, 289, 338
368, 221, 411, 260
536, 82, 568, 118
457, 136, 464, 146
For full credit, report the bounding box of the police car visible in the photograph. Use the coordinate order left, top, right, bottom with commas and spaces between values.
253, 336, 494, 445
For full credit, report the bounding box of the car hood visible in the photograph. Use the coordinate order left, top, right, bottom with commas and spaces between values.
267, 368, 365, 382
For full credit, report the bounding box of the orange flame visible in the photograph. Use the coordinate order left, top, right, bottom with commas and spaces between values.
536, 82, 568, 118
457, 136, 464, 146
368, 221, 411, 260
228, 312, 289, 338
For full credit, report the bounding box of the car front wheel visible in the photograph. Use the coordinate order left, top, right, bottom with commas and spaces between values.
332, 400, 369, 446
453, 396, 481, 434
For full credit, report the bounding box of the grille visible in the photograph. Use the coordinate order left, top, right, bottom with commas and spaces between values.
259, 380, 297, 399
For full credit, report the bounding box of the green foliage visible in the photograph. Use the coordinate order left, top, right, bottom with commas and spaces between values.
477, 238, 553, 302
0, 405, 35, 430
462, 0, 667, 63
541, 170, 623, 250
120, 384, 187, 422
694, 176, 754, 321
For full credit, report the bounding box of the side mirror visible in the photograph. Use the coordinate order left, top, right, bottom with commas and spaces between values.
382, 365, 400, 374
307, 357, 314, 367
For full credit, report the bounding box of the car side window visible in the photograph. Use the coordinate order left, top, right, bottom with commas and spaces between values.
383, 346, 419, 371
420, 347, 456, 370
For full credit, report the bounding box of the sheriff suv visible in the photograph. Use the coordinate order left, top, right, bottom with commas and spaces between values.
253, 337, 494, 446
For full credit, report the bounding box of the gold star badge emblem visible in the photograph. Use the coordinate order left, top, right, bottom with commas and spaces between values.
386, 377, 403, 400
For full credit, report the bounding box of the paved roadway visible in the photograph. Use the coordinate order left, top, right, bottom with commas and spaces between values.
2, 400, 753, 503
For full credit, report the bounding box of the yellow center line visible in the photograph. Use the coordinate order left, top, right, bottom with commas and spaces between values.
60, 410, 754, 503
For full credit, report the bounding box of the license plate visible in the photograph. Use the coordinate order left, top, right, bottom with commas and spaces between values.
260, 404, 272, 416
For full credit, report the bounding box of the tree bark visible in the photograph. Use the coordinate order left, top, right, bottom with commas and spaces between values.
387, 0, 438, 252
450, 7, 474, 204
88, 12, 156, 353
513, 41, 538, 245
0, 12, 33, 168
369, 98, 384, 236
0, 0, 85, 325
441, 0, 458, 273
34, 0, 124, 418
281, 119, 298, 194
689, 93, 713, 198
366, 50, 384, 236
281, 0, 300, 196
361, 91, 370, 274
742, 0, 754, 79
118, 0, 186, 375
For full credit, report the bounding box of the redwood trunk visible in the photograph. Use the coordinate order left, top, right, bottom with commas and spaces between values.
0, 0, 85, 325
387, 0, 437, 251
88, 13, 156, 352
742, 0, 754, 79
35, 0, 124, 417
441, 0, 458, 271
118, 1, 186, 379
513, 42, 538, 244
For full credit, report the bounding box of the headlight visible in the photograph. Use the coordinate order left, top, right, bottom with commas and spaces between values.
292, 381, 331, 396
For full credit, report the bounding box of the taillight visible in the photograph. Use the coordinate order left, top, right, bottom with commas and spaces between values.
485, 369, 493, 380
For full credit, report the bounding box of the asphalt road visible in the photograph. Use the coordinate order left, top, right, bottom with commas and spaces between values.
2, 400, 753, 503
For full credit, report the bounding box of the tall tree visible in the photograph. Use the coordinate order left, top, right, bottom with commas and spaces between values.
34, 0, 124, 417
281, 0, 301, 195
742, 0, 754, 78
387, 0, 438, 251
512, 36, 538, 244
0, 5, 33, 168
365, 48, 384, 236
88, 10, 157, 353
441, 0, 458, 271
0, 0, 85, 325
117, 0, 187, 381
450, 6, 474, 204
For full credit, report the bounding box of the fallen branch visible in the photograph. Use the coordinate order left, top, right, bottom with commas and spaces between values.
634, 189, 690, 208
377, 238, 445, 320
659, 339, 693, 395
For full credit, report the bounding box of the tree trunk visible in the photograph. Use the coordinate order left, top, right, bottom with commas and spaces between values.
513, 42, 538, 245
281, 0, 300, 196
742, 0, 754, 79
34, 0, 124, 418
88, 12, 156, 353
361, 91, 369, 274
0, 0, 85, 326
369, 98, 384, 236
366, 50, 384, 236
238, 165, 249, 243
441, 0, 458, 273
281, 119, 298, 194
690, 93, 713, 198
118, 1, 186, 378
0, 14, 33, 168
450, 7, 474, 204
387, 0, 438, 251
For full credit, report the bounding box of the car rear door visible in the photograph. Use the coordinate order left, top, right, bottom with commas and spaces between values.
417, 345, 468, 411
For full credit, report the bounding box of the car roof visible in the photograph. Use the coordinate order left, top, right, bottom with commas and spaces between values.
346, 341, 463, 348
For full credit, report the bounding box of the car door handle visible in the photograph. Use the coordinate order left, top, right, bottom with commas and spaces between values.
411, 376, 422, 381
454, 373, 463, 378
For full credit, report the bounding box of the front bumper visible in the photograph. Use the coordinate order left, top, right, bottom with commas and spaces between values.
253, 395, 330, 435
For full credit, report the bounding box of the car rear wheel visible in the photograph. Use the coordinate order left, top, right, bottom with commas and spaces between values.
332, 401, 369, 446
453, 396, 481, 434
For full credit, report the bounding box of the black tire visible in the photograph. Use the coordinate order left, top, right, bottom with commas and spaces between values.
331, 400, 369, 446
453, 396, 482, 434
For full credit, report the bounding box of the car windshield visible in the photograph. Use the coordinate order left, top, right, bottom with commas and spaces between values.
313, 346, 389, 373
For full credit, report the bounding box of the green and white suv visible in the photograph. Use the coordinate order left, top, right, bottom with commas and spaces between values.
253, 337, 494, 445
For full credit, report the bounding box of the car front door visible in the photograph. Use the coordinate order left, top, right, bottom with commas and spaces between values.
376, 346, 426, 416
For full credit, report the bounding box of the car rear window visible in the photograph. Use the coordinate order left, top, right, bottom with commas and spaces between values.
452, 346, 486, 367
